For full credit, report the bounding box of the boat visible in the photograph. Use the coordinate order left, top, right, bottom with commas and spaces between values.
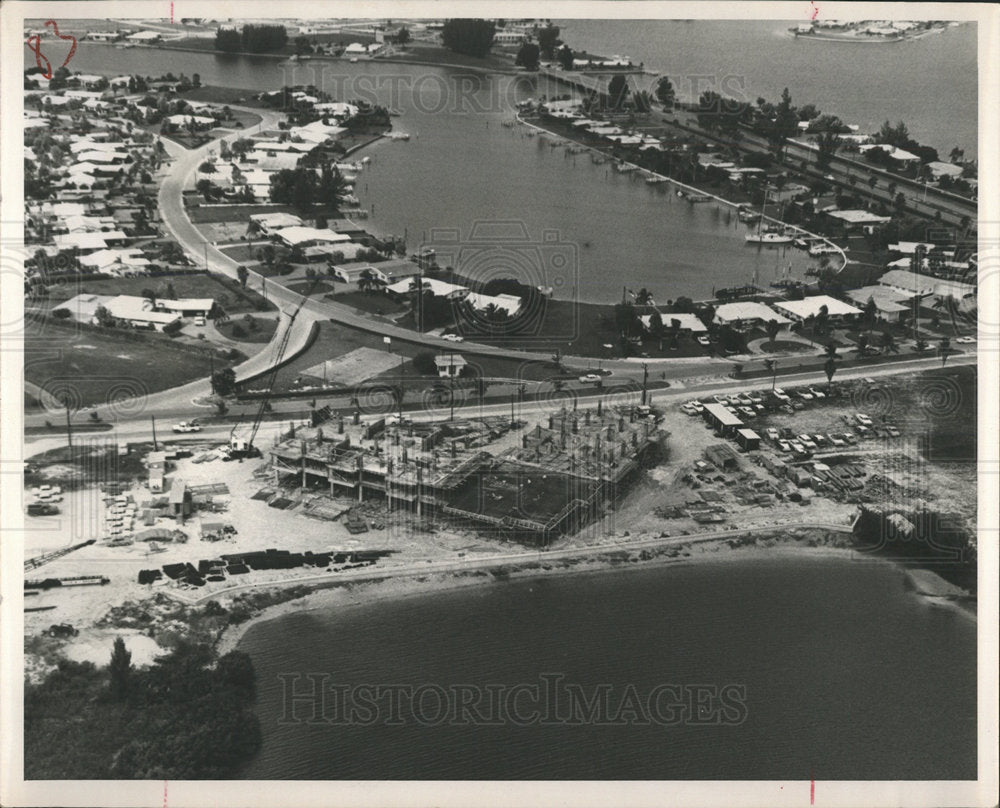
687, 193, 712, 202
387, 131, 410, 141
746, 231, 794, 245
645, 176, 668, 185
615, 163, 637, 173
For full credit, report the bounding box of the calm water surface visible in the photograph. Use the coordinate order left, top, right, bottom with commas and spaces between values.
238, 557, 976, 780
66, 21, 976, 303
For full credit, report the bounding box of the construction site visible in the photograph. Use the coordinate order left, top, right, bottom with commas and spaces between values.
267, 402, 665, 545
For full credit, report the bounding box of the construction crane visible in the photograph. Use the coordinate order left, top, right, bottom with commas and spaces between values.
24, 539, 96, 572
228, 280, 317, 459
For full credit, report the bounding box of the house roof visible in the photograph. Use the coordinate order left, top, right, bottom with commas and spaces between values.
158, 298, 215, 312
825, 209, 893, 225
105, 295, 180, 324
387, 276, 469, 298
434, 354, 467, 367
250, 212, 303, 228
772, 295, 861, 320
714, 301, 790, 324
275, 226, 351, 246
843, 285, 912, 313
639, 312, 707, 333
464, 291, 522, 317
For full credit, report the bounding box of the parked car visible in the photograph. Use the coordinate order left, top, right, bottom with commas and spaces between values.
697, 335, 712, 346
777, 440, 791, 453
808, 387, 826, 399
886, 426, 901, 438
765, 428, 780, 442
739, 406, 755, 419
829, 436, 846, 448
790, 400, 805, 411
790, 441, 805, 454
687, 401, 705, 413
681, 403, 700, 416
172, 421, 201, 433
713, 394, 731, 405
194, 316, 206, 326
796, 390, 814, 401
855, 414, 873, 426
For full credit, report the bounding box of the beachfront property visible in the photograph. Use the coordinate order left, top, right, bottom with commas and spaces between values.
53, 293, 215, 327
713, 301, 791, 331
329, 261, 390, 285
638, 312, 708, 334
843, 286, 913, 322
249, 212, 304, 234
273, 226, 352, 249
823, 209, 893, 232
771, 295, 862, 325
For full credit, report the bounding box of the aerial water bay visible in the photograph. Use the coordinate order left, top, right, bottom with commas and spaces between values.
237, 557, 976, 779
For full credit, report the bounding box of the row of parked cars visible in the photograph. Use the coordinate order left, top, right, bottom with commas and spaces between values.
680, 386, 830, 420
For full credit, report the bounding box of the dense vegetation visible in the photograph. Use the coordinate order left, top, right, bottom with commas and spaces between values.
215, 24, 288, 54
24, 640, 261, 779
441, 19, 496, 58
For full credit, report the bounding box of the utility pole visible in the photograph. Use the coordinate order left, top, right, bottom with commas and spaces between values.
203, 241, 208, 271
510, 392, 515, 427
398, 354, 404, 422
641, 363, 649, 406
151, 415, 158, 452
449, 366, 455, 422
64, 403, 73, 454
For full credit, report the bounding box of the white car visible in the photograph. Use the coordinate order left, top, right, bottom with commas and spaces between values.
578, 374, 602, 384
697, 335, 711, 347
194, 316, 206, 326
172, 421, 201, 433
808, 387, 826, 399
796, 390, 814, 401
956, 336, 976, 344
855, 414, 873, 427
442, 333, 465, 343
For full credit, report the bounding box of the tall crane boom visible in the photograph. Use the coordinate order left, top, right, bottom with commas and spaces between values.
239, 280, 317, 456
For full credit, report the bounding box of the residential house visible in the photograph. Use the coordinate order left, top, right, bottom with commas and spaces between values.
771, 295, 861, 324
434, 354, 468, 378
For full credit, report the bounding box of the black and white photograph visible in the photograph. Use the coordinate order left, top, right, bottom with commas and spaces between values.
0, 2, 996, 806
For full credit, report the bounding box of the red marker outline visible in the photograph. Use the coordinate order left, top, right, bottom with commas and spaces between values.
25, 20, 77, 80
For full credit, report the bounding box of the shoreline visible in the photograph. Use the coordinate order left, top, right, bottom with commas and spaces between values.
216, 536, 975, 657
515, 113, 848, 274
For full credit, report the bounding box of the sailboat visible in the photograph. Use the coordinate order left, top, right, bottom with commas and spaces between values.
745, 190, 793, 244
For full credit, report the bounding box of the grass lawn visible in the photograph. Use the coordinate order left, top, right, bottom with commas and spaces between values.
25, 442, 151, 490
382, 44, 515, 72
45, 273, 274, 316
24, 319, 217, 409
186, 203, 338, 224
335, 290, 407, 316
287, 281, 336, 295
758, 339, 815, 354
267, 321, 563, 394
216, 316, 278, 343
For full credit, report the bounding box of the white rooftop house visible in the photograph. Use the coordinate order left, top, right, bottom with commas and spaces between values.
858, 143, 921, 163
464, 291, 523, 318
434, 354, 468, 378
330, 262, 389, 284
714, 302, 791, 329
386, 276, 469, 300
249, 212, 303, 233
771, 295, 862, 323
157, 298, 215, 317
274, 227, 351, 248
638, 312, 708, 333
103, 295, 181, 330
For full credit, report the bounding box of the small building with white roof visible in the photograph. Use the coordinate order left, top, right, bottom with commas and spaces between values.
771, 295, 861, 324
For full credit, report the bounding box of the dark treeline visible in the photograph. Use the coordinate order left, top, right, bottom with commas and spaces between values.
441, 19, 496, 57
24, 639, 261, 779
215, 24, 288, 54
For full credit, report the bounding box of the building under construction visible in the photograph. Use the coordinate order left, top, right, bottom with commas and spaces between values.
268, 403, 664, 545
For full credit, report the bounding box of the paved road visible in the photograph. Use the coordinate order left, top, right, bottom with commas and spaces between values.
23, 351, 975, 456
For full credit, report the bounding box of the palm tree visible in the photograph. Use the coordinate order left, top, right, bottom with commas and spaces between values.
933, 294, 962, 336
633, 288, 655, 307
939, 337, 951, 366
880, 330, 898, 354
824, 355, 837, 390
763, 358, 778, 391
765, 318, 781, 345
862, 296, 879, 338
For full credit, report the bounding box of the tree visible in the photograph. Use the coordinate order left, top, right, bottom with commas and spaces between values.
198, 161, 216, 174
395, 26, 411, 45
515, 42, 540, 70
236, 265, 249, 288
94, 305, 115, 328
537, 24, 560, 59
816, 130, 840, 169
606, 74, 629, 110
269, 167, 320, 211
195, 178, 217, 202
109, 637, 132, 702
211, 367, 237, 396
440, 19, 496, 58
557, 45, 574, 71
824, 356, 837, 390
655, 76, 676, 110
880, 331, 898, 354
862, 297, 879, 336
412, 351, 437, 375
763, 358, 778, 390
939, 337, 951, 366
765, 319, 781, 344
